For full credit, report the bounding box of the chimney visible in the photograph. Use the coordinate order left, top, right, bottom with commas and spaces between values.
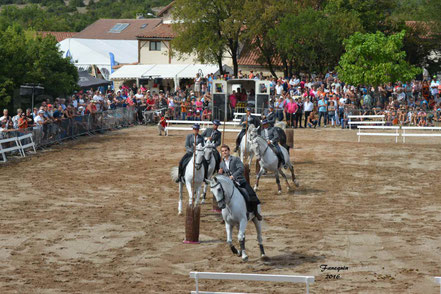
136, 13, 144, 19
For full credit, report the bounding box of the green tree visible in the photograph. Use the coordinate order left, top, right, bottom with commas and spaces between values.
336, 31, 421, 87
172, 0, 246, 76
0, 24, 78, 109
272, 8, 361, 75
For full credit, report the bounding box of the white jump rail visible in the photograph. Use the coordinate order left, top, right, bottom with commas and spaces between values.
348, 115, 385, 126
17, 133, 36, 156
189, 272, 314, 294
435, 277, 441, 294
234, 112, 262, 119
401, 127, 441, 143
165, 127, 240, 135
0, 136, 24, 162
357, 126, 400, 143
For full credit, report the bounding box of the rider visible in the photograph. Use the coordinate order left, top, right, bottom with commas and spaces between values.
218, 144, 262, 221
201, 119, 222, 171
234, 107, 260, 152
262, 104, 276, 127
261, 119, 285, 167
176, 124, 206, 183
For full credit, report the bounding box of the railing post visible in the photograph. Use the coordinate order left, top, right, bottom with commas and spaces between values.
195, 272, 199, 294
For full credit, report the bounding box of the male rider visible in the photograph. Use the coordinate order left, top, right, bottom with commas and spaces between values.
261, 119, 285, 166
234, 107, 260, 152
176, 124, 205, 183
201, 119, 222, 170
262, 104, 276, 127
218, 144, 262, 221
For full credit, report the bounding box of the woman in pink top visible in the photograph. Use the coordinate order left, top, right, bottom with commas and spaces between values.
195, 97, 203, 120
229, 91, 238, 111
284, 97, 298, 128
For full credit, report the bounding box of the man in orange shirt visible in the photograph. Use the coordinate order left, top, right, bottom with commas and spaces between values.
158, 115, 167, 136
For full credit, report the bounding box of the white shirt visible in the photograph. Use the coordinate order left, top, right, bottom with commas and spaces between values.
12, 115, 20, 128
303, 101, 313, 112
224, 157, 231, 171
135, 93, 144, 99
34, 115, 45, 129
275, 84, 283, 95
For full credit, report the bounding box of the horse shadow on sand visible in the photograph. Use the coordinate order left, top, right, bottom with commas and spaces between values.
260, 251, 324, 269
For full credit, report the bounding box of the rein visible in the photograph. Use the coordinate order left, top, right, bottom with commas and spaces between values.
211, 180, 235, 207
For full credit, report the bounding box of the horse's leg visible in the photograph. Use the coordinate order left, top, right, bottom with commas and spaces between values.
186, 181, 193, 206
252, 210, 265, 258
238, 219, 248, 261
201, 182, 207, 204
279, 169, 291, 191
254, 168, 264, 191
289, 162, 299, 187
195, 184, 201, 205
178, 181, 183, 215
226, 222, 239, 256
275, 170, 282, 194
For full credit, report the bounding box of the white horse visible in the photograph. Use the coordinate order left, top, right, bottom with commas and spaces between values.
171, 143, 206, 215
201, 140, 217, 204
250, 136, 299, 194
207, 175, 265, 261
238, 124, 257, 165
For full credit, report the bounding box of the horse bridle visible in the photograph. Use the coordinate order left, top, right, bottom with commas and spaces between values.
211, 180, 234, 206
253, 137, 269, 159
194, 149, 204, 170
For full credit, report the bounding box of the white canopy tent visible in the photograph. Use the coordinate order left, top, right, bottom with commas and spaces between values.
58, 38, 138, 80
110, 64, 226, 90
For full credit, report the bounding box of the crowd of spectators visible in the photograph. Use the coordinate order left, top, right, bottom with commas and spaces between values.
1, 70, 440, 139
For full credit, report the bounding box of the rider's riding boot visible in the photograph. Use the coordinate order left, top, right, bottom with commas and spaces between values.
253, 204, 262, 221
175, 167, 182, 183
234, 145, 239, 152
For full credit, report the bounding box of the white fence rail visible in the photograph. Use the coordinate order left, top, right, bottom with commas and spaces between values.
0, 136, 24, 162
165, 120, 241, 136
357, 126, 441, 143
348, 115, 385, 127
189, 272, 314, 294
357, 126, 400, 143
402, 127, 441, 143
435, 277, 441, 294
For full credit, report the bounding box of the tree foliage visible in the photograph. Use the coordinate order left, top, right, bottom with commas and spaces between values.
0, 24, 78, 109
337, 31, 421, 87
172, 0, 246, 76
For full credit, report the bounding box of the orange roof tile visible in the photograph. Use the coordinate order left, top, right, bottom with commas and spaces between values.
137, 24, 175, 39
38, 31, 77, 42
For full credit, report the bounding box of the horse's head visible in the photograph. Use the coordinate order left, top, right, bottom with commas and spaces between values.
250, 127, 259, 140
195, 144, 205, 170
203, 141, 215, 161
206, 176, 227, 210
250, 137, 261, 160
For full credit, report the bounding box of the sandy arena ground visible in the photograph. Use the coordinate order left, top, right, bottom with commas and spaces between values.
1, 125, 441, 293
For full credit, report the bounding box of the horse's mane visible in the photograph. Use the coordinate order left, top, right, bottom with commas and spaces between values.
254, 135, 267, 146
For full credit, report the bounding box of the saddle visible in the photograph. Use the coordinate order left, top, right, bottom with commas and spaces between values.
233, 182, 253, 213
268, 144, 285, 168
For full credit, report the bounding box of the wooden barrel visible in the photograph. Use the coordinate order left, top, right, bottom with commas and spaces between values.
184, 203, 201, 244
286, 129, 294, 148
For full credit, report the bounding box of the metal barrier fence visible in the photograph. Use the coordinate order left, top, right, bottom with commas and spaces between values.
0, 107, 137, 149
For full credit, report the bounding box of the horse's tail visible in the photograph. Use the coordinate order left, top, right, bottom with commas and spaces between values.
275, 121, 286, 130
170, 166, 179, 182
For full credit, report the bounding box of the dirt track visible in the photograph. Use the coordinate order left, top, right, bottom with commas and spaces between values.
1, 125, 441, 293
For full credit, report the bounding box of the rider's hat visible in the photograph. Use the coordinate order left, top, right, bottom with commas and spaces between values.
246, 107, 252, 112
192, 124, 200, 130
262, 119, 269, 125
269, 104, 274, 109
213, 120, 221, 126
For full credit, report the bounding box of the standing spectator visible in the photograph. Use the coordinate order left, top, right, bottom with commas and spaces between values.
275, 96, 285, 122
0, 109, 11, 125
318, 96, 328, 127
158, 115, 167, 136
303, 97, 313, 128
25, 108, 34, 127
17, 112, 28, 131
194, 73, 202, 97
12, 108, 22, 129
275, 81, 284, 96
284, 96, 298, 128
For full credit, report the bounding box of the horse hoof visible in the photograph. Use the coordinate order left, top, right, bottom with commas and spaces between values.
201, 199, 205, 204
295, 181, 300, 187
242, 256, 248, 262
178, 211, 182, 216
254, 185, 258, 191
277, 190, 282, 195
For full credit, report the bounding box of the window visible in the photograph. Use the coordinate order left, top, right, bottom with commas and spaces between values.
109, 23, 129, 33
149, 41, 161, 51
140, 24, 148, 29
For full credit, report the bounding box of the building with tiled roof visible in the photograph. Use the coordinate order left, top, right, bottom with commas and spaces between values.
38, 31, 77, 42
73, 18, 163, 40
